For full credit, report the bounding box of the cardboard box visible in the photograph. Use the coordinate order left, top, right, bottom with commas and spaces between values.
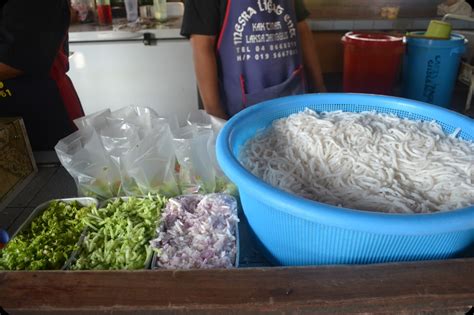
0, 117, 37, 210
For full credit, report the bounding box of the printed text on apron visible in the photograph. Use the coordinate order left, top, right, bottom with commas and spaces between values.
217, 0, 306, 116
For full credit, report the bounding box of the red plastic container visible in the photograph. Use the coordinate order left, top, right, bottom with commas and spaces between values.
342, 32, 404, 95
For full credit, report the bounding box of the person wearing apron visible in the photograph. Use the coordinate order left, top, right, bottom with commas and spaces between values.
182, 0, 326, 119
0, 0, 84, 150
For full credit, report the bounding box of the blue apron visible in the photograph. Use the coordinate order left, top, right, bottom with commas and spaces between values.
217, 0, 306, 116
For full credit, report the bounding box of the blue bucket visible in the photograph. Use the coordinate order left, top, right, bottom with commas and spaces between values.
402, 32, 467, 108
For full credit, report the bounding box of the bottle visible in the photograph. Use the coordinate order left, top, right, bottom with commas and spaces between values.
96, 0, 113, 25
124, 0, 139, 22
153, 0, 167, 22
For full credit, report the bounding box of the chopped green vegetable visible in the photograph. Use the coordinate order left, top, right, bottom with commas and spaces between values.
0, 201, 94, 270
122, 177, 180, 198
80, 180, 123, 200
71, 195, 166, 270
215, 177, 238, 196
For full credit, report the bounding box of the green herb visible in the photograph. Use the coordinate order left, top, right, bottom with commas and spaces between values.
122, 177, 180, 198
0, 201, 94, 270
215, 177, 238, 196
71, 195, 166, 270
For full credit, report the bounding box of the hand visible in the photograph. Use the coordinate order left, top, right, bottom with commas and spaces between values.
206, 108, 229, 120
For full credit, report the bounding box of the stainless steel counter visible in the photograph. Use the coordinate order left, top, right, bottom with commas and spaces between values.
69, 17, 184, 42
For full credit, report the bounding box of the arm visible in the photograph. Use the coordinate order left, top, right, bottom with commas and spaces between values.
298, 21, 327, 93
190, 34, 228, 119
0, 63, 22, 80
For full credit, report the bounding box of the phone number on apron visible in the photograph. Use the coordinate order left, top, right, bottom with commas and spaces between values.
0, 81, 13, 98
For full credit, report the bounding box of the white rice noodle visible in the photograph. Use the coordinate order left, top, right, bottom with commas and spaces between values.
240, 109, 474, 214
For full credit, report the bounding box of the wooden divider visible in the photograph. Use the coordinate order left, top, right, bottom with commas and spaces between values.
0, 258, 473, 314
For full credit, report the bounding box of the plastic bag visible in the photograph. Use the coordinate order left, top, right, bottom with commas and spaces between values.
99, 121, 140, 172
191, 128, 217, 193
74, 109, 111, 131
55, 129, 121, 199
186, 110, 236, 195
108, 106, 158, 137
61, 106, 180, 199
207, 131, 237, 195
209, 114, 227, 135
172, 125, 217, 194
186, 109, 212, 130
121, 118, 179, 197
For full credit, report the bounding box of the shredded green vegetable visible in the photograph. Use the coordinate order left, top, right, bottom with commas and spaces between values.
71, 195, 166, 270
0, 201, 94, 270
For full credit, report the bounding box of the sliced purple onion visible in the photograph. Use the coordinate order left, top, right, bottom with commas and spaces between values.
151, 194, 239, 269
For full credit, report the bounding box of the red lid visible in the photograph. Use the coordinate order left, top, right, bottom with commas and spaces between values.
342, 32, 404, 47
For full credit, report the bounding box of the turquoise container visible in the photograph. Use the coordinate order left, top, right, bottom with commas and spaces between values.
402, 32, 467, 108
216, 93, 474, 266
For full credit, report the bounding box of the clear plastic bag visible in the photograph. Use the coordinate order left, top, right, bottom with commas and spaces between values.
186, 111, 236, 195
61, 106, 180, 199
209, 114, 227, 135
59, 106, 236, 199
74, 109, 111, 131
172, 125, 199, 194
99, 121, 140, 174
207, 130, 237, 195
121, 119, 179, 197
173, 125, 216, 194
55, 129, 121, 200
186, 109, 212, 130
108, 106, 159, 138
191, 128, 217, 193
100, 122, 140, 157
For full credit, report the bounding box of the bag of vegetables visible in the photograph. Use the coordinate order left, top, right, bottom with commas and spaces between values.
121, 118, 179, 197
56, 129, 121, 200
185, 110, 237, 195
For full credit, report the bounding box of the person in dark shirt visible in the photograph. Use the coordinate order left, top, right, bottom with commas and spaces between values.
0, 0, 84, 150
181, 0, 326, 119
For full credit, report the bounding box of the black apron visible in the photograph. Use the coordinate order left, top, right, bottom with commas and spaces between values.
0, 0, 78, 151
0, 76, 75, 150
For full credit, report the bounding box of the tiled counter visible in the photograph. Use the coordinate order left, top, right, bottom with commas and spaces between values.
309, 17, 474, 31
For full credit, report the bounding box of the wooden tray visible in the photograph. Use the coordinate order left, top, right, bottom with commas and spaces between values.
0, 118, 37, 212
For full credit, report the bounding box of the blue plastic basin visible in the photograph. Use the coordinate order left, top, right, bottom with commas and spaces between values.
216, 93, 474, 266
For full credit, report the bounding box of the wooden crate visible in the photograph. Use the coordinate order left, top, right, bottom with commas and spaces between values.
0, 117, 37, 211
